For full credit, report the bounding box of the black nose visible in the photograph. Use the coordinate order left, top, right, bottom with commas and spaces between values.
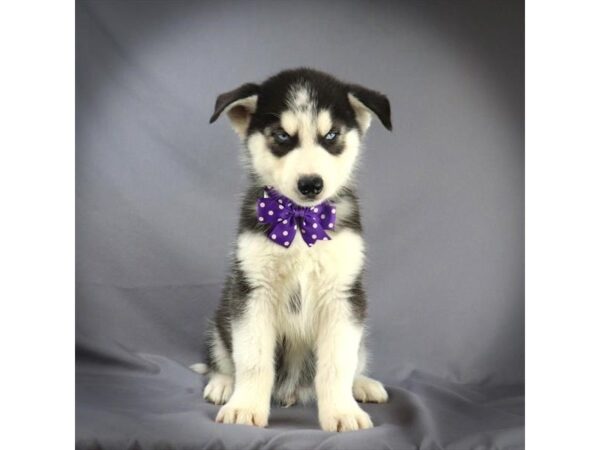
297, 175, 324, 198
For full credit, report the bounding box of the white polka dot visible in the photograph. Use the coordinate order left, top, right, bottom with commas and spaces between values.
314, 207, 319, 213
258, 217, 264, 222
284, 241, 289, 246
328, 223, 333, 228
283, 231, 288, 236
268, 210, 274, 216
331, 208, 336, 214
278, 199, 283, 203
294, 225, 297, 230
312, 223, 318, 229
321, 214, 326, 219
283, 220, 288, 224
271, 234, 277, 239
308, 243, 313, 247
301, 229, 305, 234
312, 234, 317, 239
323, 237, 329, 241
278, 204, 284, 210
259, 202, 265, 208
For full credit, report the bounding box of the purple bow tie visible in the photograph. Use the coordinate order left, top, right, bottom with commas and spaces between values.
256, 187, 337, 248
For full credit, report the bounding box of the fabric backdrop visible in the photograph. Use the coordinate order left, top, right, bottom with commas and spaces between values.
76, 1, 524, 449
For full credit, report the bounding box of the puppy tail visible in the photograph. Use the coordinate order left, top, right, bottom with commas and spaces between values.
189, 362, 209, 375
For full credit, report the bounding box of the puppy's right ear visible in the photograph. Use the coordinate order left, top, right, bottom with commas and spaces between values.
347, 84, 392, 133
209, 83, 260, 137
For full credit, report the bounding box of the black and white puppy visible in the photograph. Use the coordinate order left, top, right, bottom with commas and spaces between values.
194, 68, 392, 432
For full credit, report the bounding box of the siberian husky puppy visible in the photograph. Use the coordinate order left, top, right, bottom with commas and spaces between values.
194, 68, 392, 432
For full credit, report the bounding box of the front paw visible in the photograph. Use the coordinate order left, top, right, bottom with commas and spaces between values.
319, 401, 373, 432
216, 400, 269, 427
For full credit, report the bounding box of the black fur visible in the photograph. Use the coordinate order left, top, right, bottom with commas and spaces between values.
274, 338, 316, 402
297, 350, 316, 387
206, 258, 254, 369
331, 186, 363, 233
265, 126, 299, 157
318, 126, 347, 156
247, 69, 362, 136
288, 287, 302, 314
209, 83, 259, 124
210, 68, 392, 155
347, 275, 368, 323
348, 83, 393, 131
237, 182, 271, 234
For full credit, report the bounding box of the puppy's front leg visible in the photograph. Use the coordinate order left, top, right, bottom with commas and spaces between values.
315, 301, 373, 432
216, 291, 275, 427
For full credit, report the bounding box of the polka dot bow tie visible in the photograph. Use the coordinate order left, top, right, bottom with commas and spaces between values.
256, 187, 337, 248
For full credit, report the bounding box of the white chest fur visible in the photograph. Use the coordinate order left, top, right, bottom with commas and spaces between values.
236, 229, 365, 342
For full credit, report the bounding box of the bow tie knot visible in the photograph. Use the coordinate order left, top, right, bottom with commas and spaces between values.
256, 187, 336, 248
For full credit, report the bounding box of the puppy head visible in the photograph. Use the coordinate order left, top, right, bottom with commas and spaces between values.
210, 68, 391, 206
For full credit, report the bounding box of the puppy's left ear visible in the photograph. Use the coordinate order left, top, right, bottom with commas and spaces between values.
347, 84, 392, 132
209, 83, 260, 137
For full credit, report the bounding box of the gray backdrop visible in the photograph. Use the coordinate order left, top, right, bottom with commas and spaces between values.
76, 1, 524, 449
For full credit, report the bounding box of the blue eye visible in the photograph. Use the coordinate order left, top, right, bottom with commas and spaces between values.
273, 130, 291, 144
324, 130, 339, 141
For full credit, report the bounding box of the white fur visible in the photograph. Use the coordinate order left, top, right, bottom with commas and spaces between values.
215, 225, 372, 429
317, 109, 333, 136
314, 302, 372, 431
225, 95, 258, 137
236, 227, 366, 339
190, 362, 208, 374
203, 372, 234, 405
287, 84, 312, 110
352, 375, 389, 403
280, 110, 300, 136
347, 93, 373, 133
216, 290, 276, 427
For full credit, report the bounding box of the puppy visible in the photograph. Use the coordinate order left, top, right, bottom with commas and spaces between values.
195, 68, 392, 432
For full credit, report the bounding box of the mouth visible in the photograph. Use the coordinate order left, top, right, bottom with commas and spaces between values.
268, 184, 328, 207
293, 190, 325, 207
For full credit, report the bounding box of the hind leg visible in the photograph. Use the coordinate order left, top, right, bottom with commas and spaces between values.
202, 326, 236, 405
353, 375, 388, 403
352, 341, 388, 403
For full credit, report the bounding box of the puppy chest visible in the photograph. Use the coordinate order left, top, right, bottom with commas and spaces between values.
237, 230, 366, 335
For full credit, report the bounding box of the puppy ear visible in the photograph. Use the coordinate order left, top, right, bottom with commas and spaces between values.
347, 84, 392, 132
209, 83, 260, 137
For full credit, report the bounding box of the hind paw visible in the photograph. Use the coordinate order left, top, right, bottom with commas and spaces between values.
203, 373, 234, 405
353, 375, 388, 403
